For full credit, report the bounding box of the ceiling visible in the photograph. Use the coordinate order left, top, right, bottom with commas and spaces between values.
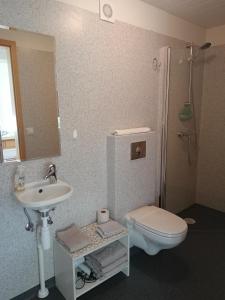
142, 0, 225, 28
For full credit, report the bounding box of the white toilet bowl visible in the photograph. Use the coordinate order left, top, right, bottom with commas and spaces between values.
125, 206, 188, 255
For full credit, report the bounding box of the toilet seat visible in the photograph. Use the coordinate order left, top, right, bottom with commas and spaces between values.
126, 206, 187, 238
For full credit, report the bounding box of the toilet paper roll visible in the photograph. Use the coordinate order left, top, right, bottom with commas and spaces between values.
97, 208, 109, 224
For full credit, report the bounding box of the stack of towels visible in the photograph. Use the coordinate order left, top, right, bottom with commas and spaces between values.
96, 220, 125, 238
56, 223, 90, 253
86, 241, 127, 278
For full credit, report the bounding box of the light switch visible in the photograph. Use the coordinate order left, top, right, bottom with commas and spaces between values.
73, 129, 78, 139
26, 127, 34, 135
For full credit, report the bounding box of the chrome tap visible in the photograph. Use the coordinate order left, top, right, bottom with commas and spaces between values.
44, 164, 57, 183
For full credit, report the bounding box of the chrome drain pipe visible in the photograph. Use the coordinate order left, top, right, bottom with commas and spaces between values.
23, 208, 34, 232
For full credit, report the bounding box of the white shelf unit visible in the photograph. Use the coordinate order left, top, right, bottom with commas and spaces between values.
54, 222, 129, 300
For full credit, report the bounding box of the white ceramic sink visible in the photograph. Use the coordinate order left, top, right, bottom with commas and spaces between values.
15, 180, 73, 210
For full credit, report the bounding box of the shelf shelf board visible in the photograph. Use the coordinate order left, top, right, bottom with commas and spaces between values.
76, 262, 128, 297
56, 222, 128, 260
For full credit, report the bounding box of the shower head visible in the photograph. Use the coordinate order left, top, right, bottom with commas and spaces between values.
185, 41, 212, 62
199, 42, 212, 50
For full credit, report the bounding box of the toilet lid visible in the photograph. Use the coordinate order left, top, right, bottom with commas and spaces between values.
126, 206, 187, 237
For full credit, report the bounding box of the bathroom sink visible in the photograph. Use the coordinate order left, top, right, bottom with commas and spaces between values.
14, 180, 73, 211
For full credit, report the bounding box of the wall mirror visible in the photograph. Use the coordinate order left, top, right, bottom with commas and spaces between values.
0, 25, 60, 163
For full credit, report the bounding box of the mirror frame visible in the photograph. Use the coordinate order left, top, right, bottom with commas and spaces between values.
0, 28, 61, 163
0, 38, 26, 162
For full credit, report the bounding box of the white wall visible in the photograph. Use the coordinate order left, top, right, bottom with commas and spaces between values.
0, 1, 189, 298
196, 45, 225, 212
60, 0, 206, 45
206, 24, 225, 46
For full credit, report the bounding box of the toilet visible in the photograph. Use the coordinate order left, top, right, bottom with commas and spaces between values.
125, 205, 188, 255
107, 132, 188, 255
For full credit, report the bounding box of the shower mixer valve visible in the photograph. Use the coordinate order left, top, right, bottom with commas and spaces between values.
177, 130, 193, 166
177, 131, 192, 138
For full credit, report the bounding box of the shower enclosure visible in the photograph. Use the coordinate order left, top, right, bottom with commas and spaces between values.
158, 42, 216, 213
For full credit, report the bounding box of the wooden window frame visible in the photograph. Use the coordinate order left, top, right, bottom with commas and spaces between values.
0, 38, 26, 160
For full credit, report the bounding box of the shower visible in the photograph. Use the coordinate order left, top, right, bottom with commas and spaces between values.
185, 42, 212, 107
159, 42, 212, 212
186, 42, 212, 62
178, 41, 212, 165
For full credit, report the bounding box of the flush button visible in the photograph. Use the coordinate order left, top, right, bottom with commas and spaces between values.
131, 141, 146, 160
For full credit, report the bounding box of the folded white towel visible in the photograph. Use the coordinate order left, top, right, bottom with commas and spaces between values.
112, 127, 151, 136
96, 220, 125, 238
89, 241, 127, 267
56, 223, 90, 253
86, 254, 127, 278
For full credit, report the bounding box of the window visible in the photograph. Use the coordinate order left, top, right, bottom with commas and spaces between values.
0, 39, 25, 162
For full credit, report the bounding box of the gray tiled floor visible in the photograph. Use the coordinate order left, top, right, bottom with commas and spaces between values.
30, 204, 225, 300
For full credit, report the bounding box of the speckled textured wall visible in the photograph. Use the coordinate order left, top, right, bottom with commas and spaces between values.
107, 132, 156, 221
0, 1, 186, 299
197, 45, 225, 212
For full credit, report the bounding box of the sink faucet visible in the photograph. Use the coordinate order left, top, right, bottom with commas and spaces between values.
45, 164, 57, 183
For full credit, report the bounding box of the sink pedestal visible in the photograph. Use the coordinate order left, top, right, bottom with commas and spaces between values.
37, 210, 51, 298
